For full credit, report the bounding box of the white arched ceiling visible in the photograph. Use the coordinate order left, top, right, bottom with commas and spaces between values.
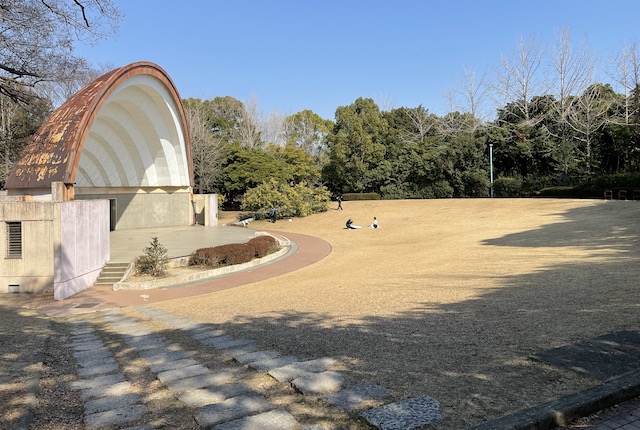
75, 73, 190, 188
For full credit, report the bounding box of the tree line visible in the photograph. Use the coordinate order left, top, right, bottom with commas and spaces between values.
2, 3, 640, 211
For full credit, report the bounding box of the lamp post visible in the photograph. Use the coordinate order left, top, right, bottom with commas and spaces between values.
489, 143, 494, 198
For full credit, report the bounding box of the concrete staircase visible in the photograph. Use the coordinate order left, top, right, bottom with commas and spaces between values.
94, 262, 129, 285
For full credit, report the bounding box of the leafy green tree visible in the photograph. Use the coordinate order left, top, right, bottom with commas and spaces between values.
220, 141, 322, 206
379, 107, 451, 198
241, 178, 330, 218
323, 98, 388, 193
272, 143, 322, 185
284, 109, 333, 168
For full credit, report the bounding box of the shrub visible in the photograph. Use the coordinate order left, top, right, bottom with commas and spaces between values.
216, 243, 256, 265
342, 192, 381, 201
494, 176, 523, 197
135, 237, 169, 276
189, 243, 255, 268
242, 179, 331, 218
247, 235, 280, 258
188, 247, 222, 268
538, 186, 580, 197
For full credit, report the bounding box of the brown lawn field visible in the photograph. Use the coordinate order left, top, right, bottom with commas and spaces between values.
157, 198, 640, 429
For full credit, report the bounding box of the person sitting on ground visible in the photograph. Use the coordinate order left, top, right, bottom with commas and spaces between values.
346, 218, 361, 229
368, 217, 379, 229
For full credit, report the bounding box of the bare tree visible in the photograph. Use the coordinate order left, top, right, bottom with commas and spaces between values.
0, 94, 17, 183
401, 105, 438, 143
0, 0, 121, 104
609, 41, 640, 125
375, 92, 396, 113
493, 35, 545, 124
38, 61, 115, 106
237, 95, 262, 147
259, 109, 286, 146
184, 100, 225, 194
549, 28, 596, 130
566, 84, 613, 174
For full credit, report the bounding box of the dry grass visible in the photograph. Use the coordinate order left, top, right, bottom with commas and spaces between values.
155, 199, 640, 429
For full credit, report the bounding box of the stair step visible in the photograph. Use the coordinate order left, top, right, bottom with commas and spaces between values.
94, 262, 130, 286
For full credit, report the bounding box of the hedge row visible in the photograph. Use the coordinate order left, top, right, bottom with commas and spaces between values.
188, 235, 280, 269
341, 192, 381, 201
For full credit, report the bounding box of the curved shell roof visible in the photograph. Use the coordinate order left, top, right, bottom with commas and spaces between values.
6, 61, 193, 189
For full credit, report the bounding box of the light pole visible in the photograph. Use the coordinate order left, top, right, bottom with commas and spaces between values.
489, 143, 494, 198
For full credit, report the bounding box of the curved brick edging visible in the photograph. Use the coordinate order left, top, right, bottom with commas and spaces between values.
113, 245, 292, 291
29, 231, 331, 317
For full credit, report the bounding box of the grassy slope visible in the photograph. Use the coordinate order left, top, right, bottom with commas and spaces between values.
161, 199, 640, 428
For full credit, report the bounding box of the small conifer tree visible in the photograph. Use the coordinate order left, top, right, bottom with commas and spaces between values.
135, 237, 169, 276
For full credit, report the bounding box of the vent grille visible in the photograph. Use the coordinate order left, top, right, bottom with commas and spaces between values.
6, 222, 22, 258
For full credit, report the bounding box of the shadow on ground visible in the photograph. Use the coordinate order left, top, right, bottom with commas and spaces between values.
2, 203, 639, 429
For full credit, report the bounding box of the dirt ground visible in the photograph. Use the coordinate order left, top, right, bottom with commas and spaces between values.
152, 198, 640, 429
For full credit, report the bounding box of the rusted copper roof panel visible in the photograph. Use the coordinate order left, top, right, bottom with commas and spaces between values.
5, 62, 193, 190
6, 69, 118, 189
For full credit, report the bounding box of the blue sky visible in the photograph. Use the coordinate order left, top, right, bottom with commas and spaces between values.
75, 0, 640, 120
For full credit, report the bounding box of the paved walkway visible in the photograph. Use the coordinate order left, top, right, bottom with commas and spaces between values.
12, 227, 331, 318
2, 225, 640, 429
565, 397, 640, 429
63, 306, 441, 429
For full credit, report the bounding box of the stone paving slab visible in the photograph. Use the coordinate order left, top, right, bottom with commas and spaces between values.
247, 355, 300, 372
175, 383, 251, 408
531, 331, 640, 382
73, 347, 112, 361
150, 357, 199, 374
163, 317, 200, 330
71, 373, 127, 390
77, 362, 119, 377
126, 335, 171, 349
200, 334, 234, 347
193, 395, 273, 427
213, 338, 254, 350
157, 364, 211, 383
68, 340, 105, 351
76, 356, 117, 369
213, 408, 299, 430
220, 343, 259, 358
84, 393, 143, 415
70, 328, 95, 336
268, 358, 336, 382
324, 382, 389, 412
292, 371, 344, 395
120, 425, 155, 430
234, 350, 281, 365
166, 370, 235, 393
84, 404, 147, 428
112, 327, 153, 337
193, 329, 226, 340
68, 334, 99, 343
81, 381, 134, 401
139, 349, 192, 365
360, 396, 444, 430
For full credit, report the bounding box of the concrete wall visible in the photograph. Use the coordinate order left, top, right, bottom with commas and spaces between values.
76, 187, 193, 229
0, 199, 110, 298
192, 194, 218, 226
54, 200, 110, 300
0, 202, 55, 293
